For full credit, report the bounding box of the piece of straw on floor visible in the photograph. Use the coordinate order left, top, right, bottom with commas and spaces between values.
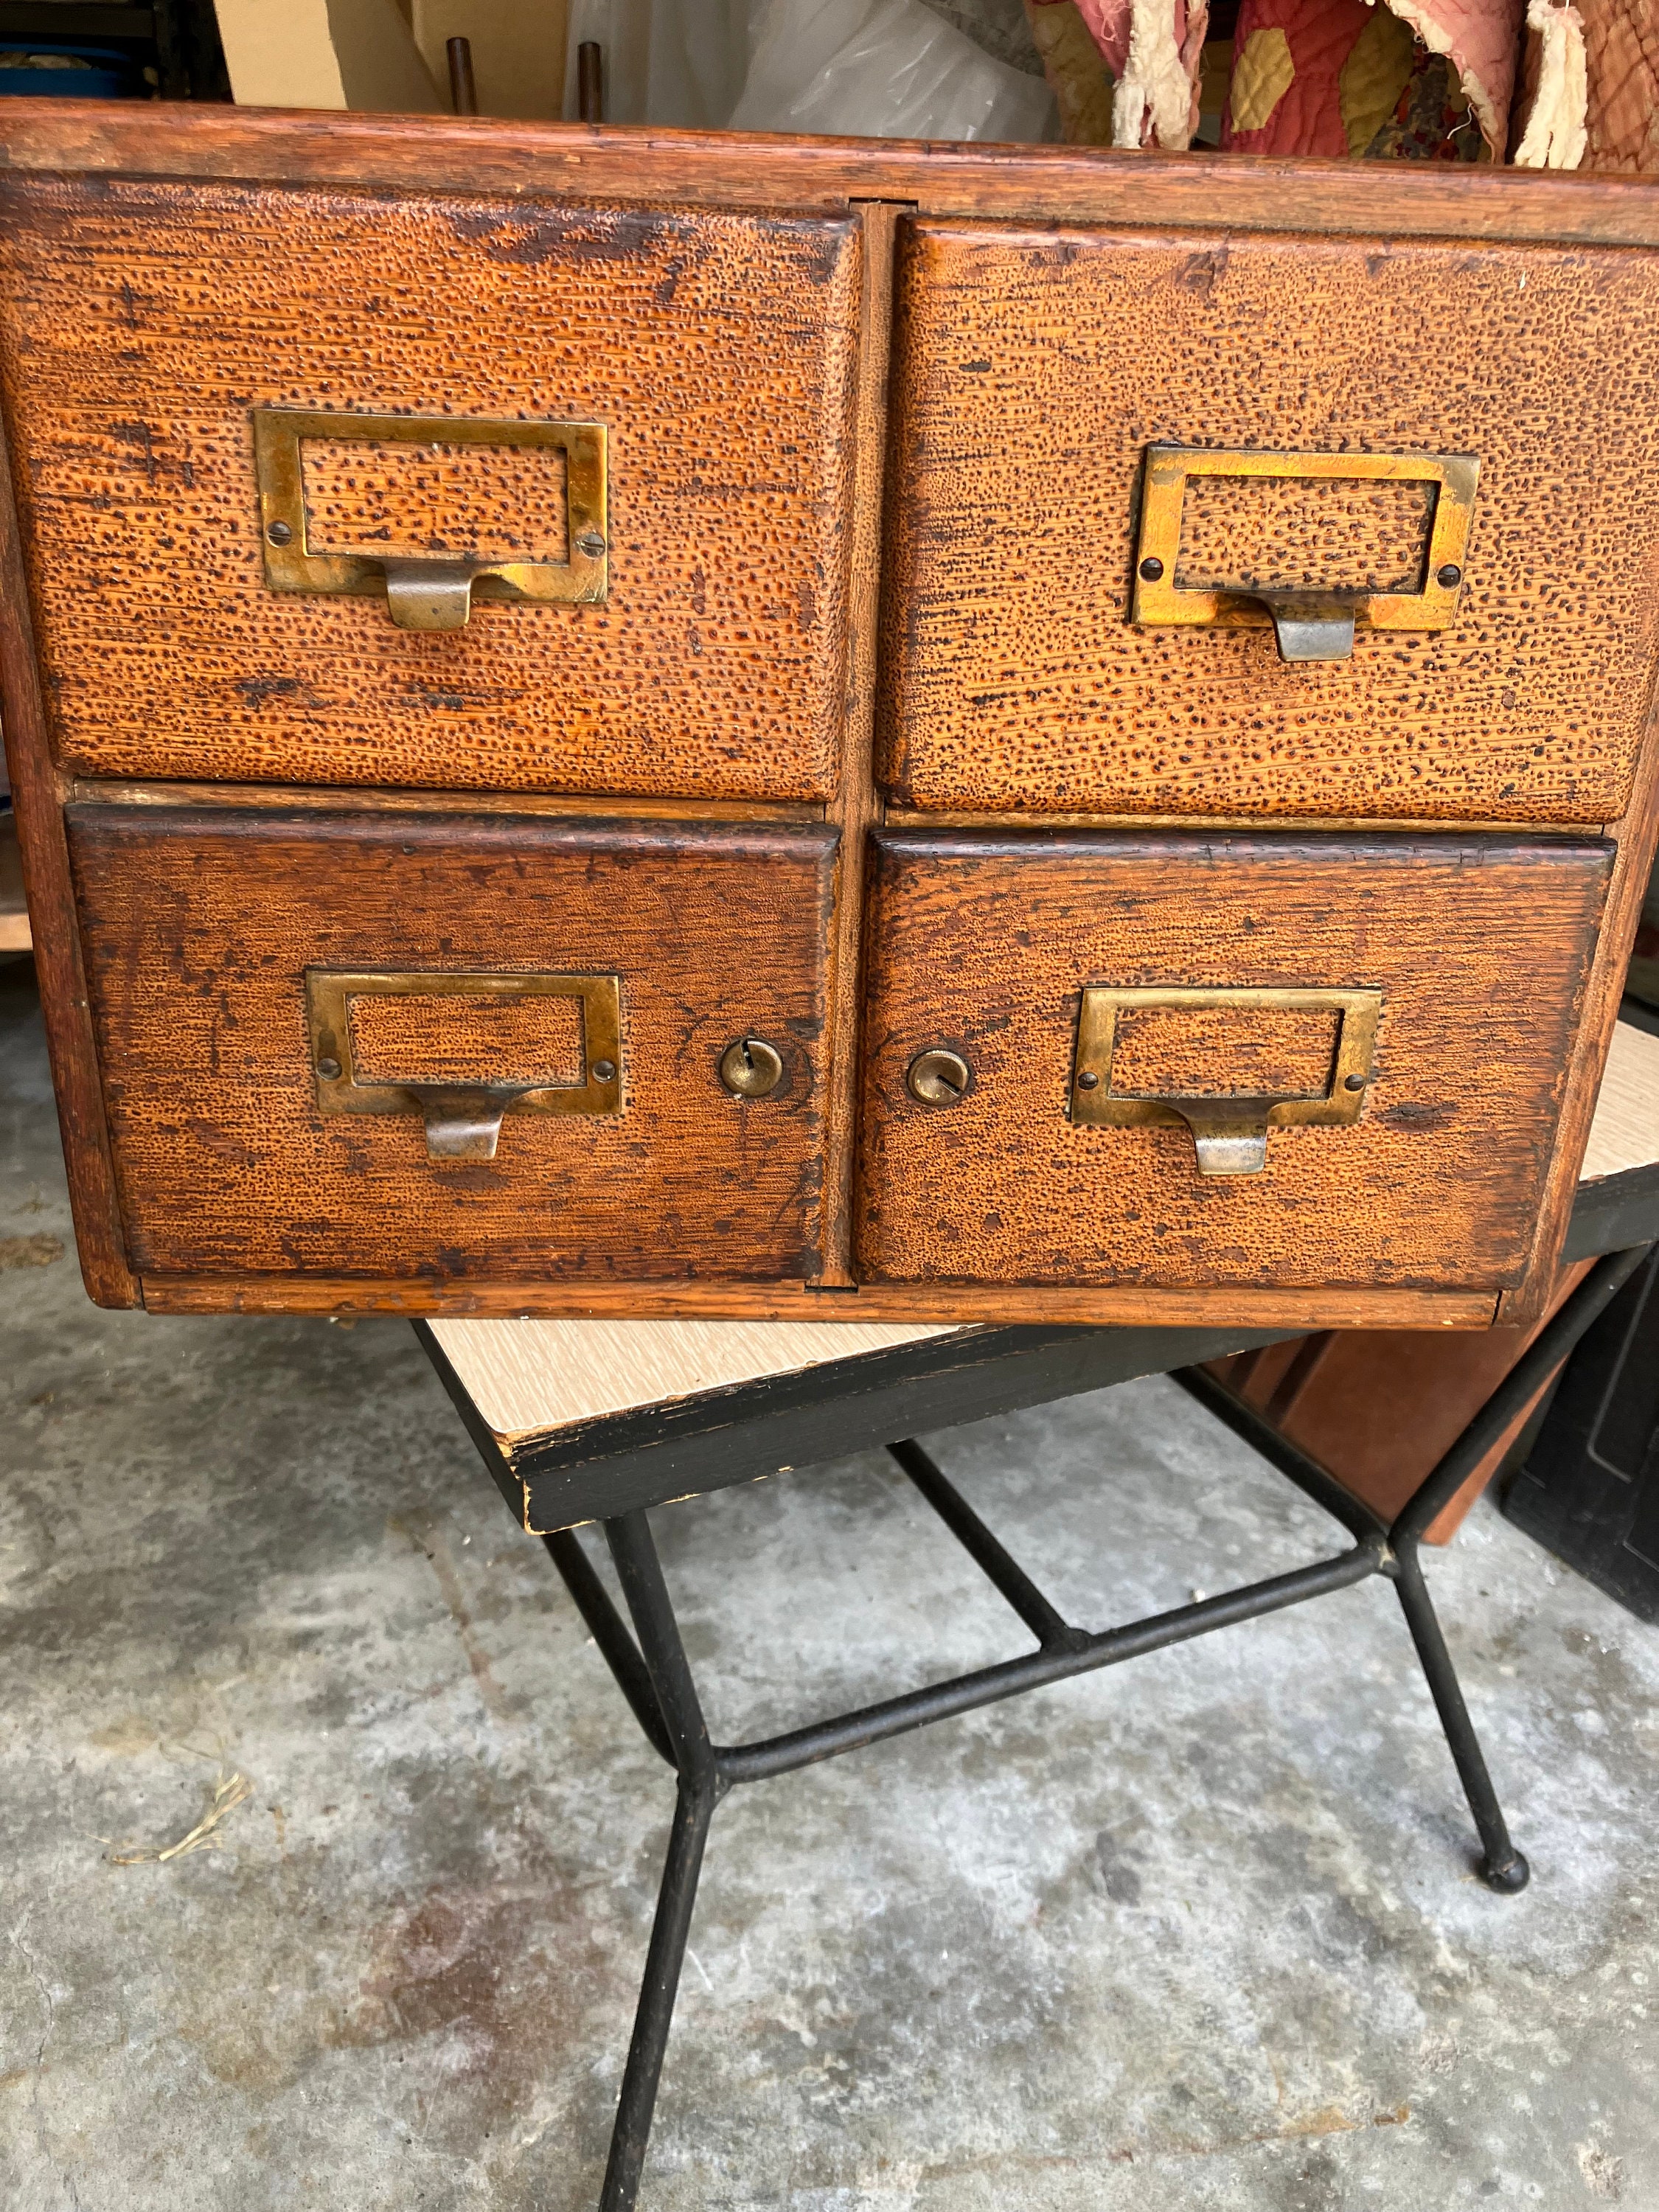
105, 1768, 254, 1865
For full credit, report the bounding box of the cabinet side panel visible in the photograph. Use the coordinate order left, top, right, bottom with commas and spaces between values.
0, 404, 136, 1306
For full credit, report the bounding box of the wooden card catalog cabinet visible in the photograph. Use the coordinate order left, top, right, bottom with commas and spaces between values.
1, 102, 1656, 1332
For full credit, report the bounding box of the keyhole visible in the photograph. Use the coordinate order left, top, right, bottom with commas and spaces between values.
719, 1036, 785, 1098
906, 1048, 972, 1105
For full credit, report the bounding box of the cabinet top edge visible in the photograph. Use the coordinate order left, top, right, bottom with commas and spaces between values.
2, 98, 1658, 251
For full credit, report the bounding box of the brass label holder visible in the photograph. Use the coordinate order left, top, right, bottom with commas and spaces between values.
1132, 446, 1478, 664
1071, 985, 1382, 1177
254, 409, 608, 632
305, 970, 622, 1162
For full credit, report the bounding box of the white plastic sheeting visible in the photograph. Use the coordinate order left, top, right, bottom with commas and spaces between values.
561, 0, 1055, 137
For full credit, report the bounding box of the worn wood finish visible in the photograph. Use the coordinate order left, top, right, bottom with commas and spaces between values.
1208, 1015, 1659, 1536
818, 200, 902, 1287
76, 779, 824, 824
0, 175, 860, 799
1110, 1002, 1341, 1099
1175, 473, 1436, 597
1495, 724, 1659, 1323
296, 431, 574, 564
1, 104, 1655, 1332
417, 1068, 1659, 1533
7, 101, 1659, 249
857, 831, 1610, 1291
138, 1273, 1500, 1326
880, 220, 1659, 823
0, 402, 136, 1304
67, 804, 838, 1285
347, 990, 586, 1088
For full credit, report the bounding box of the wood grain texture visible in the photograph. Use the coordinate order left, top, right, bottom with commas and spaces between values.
880, 220, 1659, 822
857, 830, 1610, 1292
0, 403, 136, 1304
818, 200, 902, 1287
1175, 473, 1434, 595
6, 100, 1659, 249
347, 990, 585, 1087
429, 1314, 960, 1444
299, 431, 571, 562
0, 176, 860, 799
1496, 723, 1659, 1321
1110, 1003, 1340, 1096
68, 804, 838, 1284
138, 1273, 1500, 1327
75, 779, 823, 824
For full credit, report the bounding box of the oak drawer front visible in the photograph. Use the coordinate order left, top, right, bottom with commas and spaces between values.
880, 220, 1659, 822
66, 806, 836, 1283
856, 830, 1610, 1290
0, 178, 860, 801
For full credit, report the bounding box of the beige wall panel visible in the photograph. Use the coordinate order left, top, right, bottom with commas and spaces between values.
411, 0, 568, 118
214, 0, 443, 111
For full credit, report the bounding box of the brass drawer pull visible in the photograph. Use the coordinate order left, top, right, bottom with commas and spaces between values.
1133, 447, 1478, 663
1071, 986, 1382, 1176
305, 969, 622, 1161
254, 409, 608, 631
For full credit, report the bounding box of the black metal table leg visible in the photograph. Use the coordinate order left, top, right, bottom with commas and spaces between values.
1391, 1546, 1530, 1889
1382, 1244, 1653, 1891
597, 1512, 728, 2212
600, 1775, 720, 2212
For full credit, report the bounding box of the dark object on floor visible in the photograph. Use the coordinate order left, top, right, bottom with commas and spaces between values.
1502, 1245, 1659, 1624
0, 42, 146, 98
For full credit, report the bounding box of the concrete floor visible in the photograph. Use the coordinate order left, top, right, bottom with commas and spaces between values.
3, 949, 1658, 2212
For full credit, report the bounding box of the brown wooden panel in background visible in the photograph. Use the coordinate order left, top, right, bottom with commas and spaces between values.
0, 178, 860, 801
1202, 1255, 1596, 1543
857, 830, 1610, 1291
880, 220, 1659, 821
67, 806, 837, 1284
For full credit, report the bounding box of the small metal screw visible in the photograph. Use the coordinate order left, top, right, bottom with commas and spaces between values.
720, 1036, 785, 1099
1077, 1070, 1100, 1091
267, 520, 293, 546
1138, 556, 1164, 583
575, 531, 607, 557
906, 1048, 971, 1105
316, 1057, 341, 1080
1344, 1071, 1368, 1091
1436, 563, 1462, 588
591, 1058, 616, 1082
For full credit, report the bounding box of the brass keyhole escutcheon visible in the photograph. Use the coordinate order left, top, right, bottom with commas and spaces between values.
907, 1048, 971, 1105
719, 1036, 785, 1099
